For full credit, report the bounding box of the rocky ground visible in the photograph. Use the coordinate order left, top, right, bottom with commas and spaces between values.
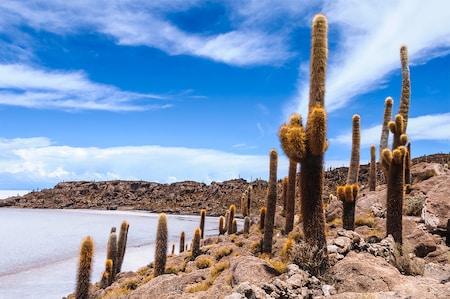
2, 154, 450, 298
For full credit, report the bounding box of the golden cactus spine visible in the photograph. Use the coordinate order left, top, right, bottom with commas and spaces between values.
369, 144, 377, 191
227, 204, 236, 235
199, 209, 206, 239
285, 160, 297, 234
278, 14, 329, 262
116, 220, 129, 274
262, 148, 278, 254
179, 231, 185, 253
106, 230, 118, 282
75, 236, 94, 299
153, 213, 168, 277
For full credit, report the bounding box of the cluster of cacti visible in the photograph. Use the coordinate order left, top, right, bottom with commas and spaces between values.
154, 213, 168, 277
262, 148, 278, 254
75, 236, 94, 299
379, 45, 412, 246
284, 159, 297, 234
369, 144, 377, 191
199, 209, 206, 239
278, 14, 329, 271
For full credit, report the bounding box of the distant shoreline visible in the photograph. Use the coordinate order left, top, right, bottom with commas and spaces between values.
0, 190, 31, 200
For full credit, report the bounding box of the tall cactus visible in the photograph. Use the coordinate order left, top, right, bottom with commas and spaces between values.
347, 114, 361, 185
399, 45, 411, 131
154, 213, 168, 277
199, 209, 206, 239
259, 206, 266, 231
285, 160, 297, 234
116, 220, 129, 274
369, 144, 377, 191
106, 230, 118, 282
278, 14, 329, 260
218, 216, 226, 235
75, 236, 94, 299
281, 176, 288, 216
243, 216, 250, 234
262, 148, 278, 254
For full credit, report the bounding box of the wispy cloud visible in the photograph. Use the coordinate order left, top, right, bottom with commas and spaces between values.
330, 113, 450, 147
0, 64, 169, 111
291, 0, 450, 118
0, 137, 289, 189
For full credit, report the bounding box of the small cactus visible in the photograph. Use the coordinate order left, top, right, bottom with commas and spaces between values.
100, 259, 113, 288
262, 149, 278, 254
218, 216, 226, 235
285, 159, 297, 234
199, 209, 206, 239
106, 230, 118, 282
227, 205, 236, 235
232, 219, 238, 234
154, 213, 168, 277
180, 231, 185, 253
191, 227, 202, 259
75, 236, 94, 299
243, 216, 250, 234
259, 207, 266, 231
369, 144, 377, 191
337, 184, 360, 230
116, 220, 129, 274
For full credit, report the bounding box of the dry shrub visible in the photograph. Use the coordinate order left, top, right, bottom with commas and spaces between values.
186, 260, 229, 293
355, 216, 376, 228
196, 256, 212, 269
404, 192, 426, 216
413, 170, 436, 184
390, 244, 425, 276
289, 242, 328, 277
214, 246, 233, 260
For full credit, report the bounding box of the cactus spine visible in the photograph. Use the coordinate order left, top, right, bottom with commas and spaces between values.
106, 230, 118, 282
191, 227, 202, 259
285, 160, 297, 234
227, 205, 236, 235
262, 148, 278, 254
153, 213, 168, 277
116, 220, 129, 274
180, 231, 185, 253
76, 236, 94, 299
278, 14, 329, 266
199, 209, 206, 239
369, 144, 377, 191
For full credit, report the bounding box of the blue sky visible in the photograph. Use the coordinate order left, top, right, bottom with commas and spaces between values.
0, 0, 449, 190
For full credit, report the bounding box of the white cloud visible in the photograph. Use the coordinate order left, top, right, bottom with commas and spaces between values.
0, 64, 169, 111
330, 113, 450, 147
0, 137, 290, 189
291, 0, 450, 118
